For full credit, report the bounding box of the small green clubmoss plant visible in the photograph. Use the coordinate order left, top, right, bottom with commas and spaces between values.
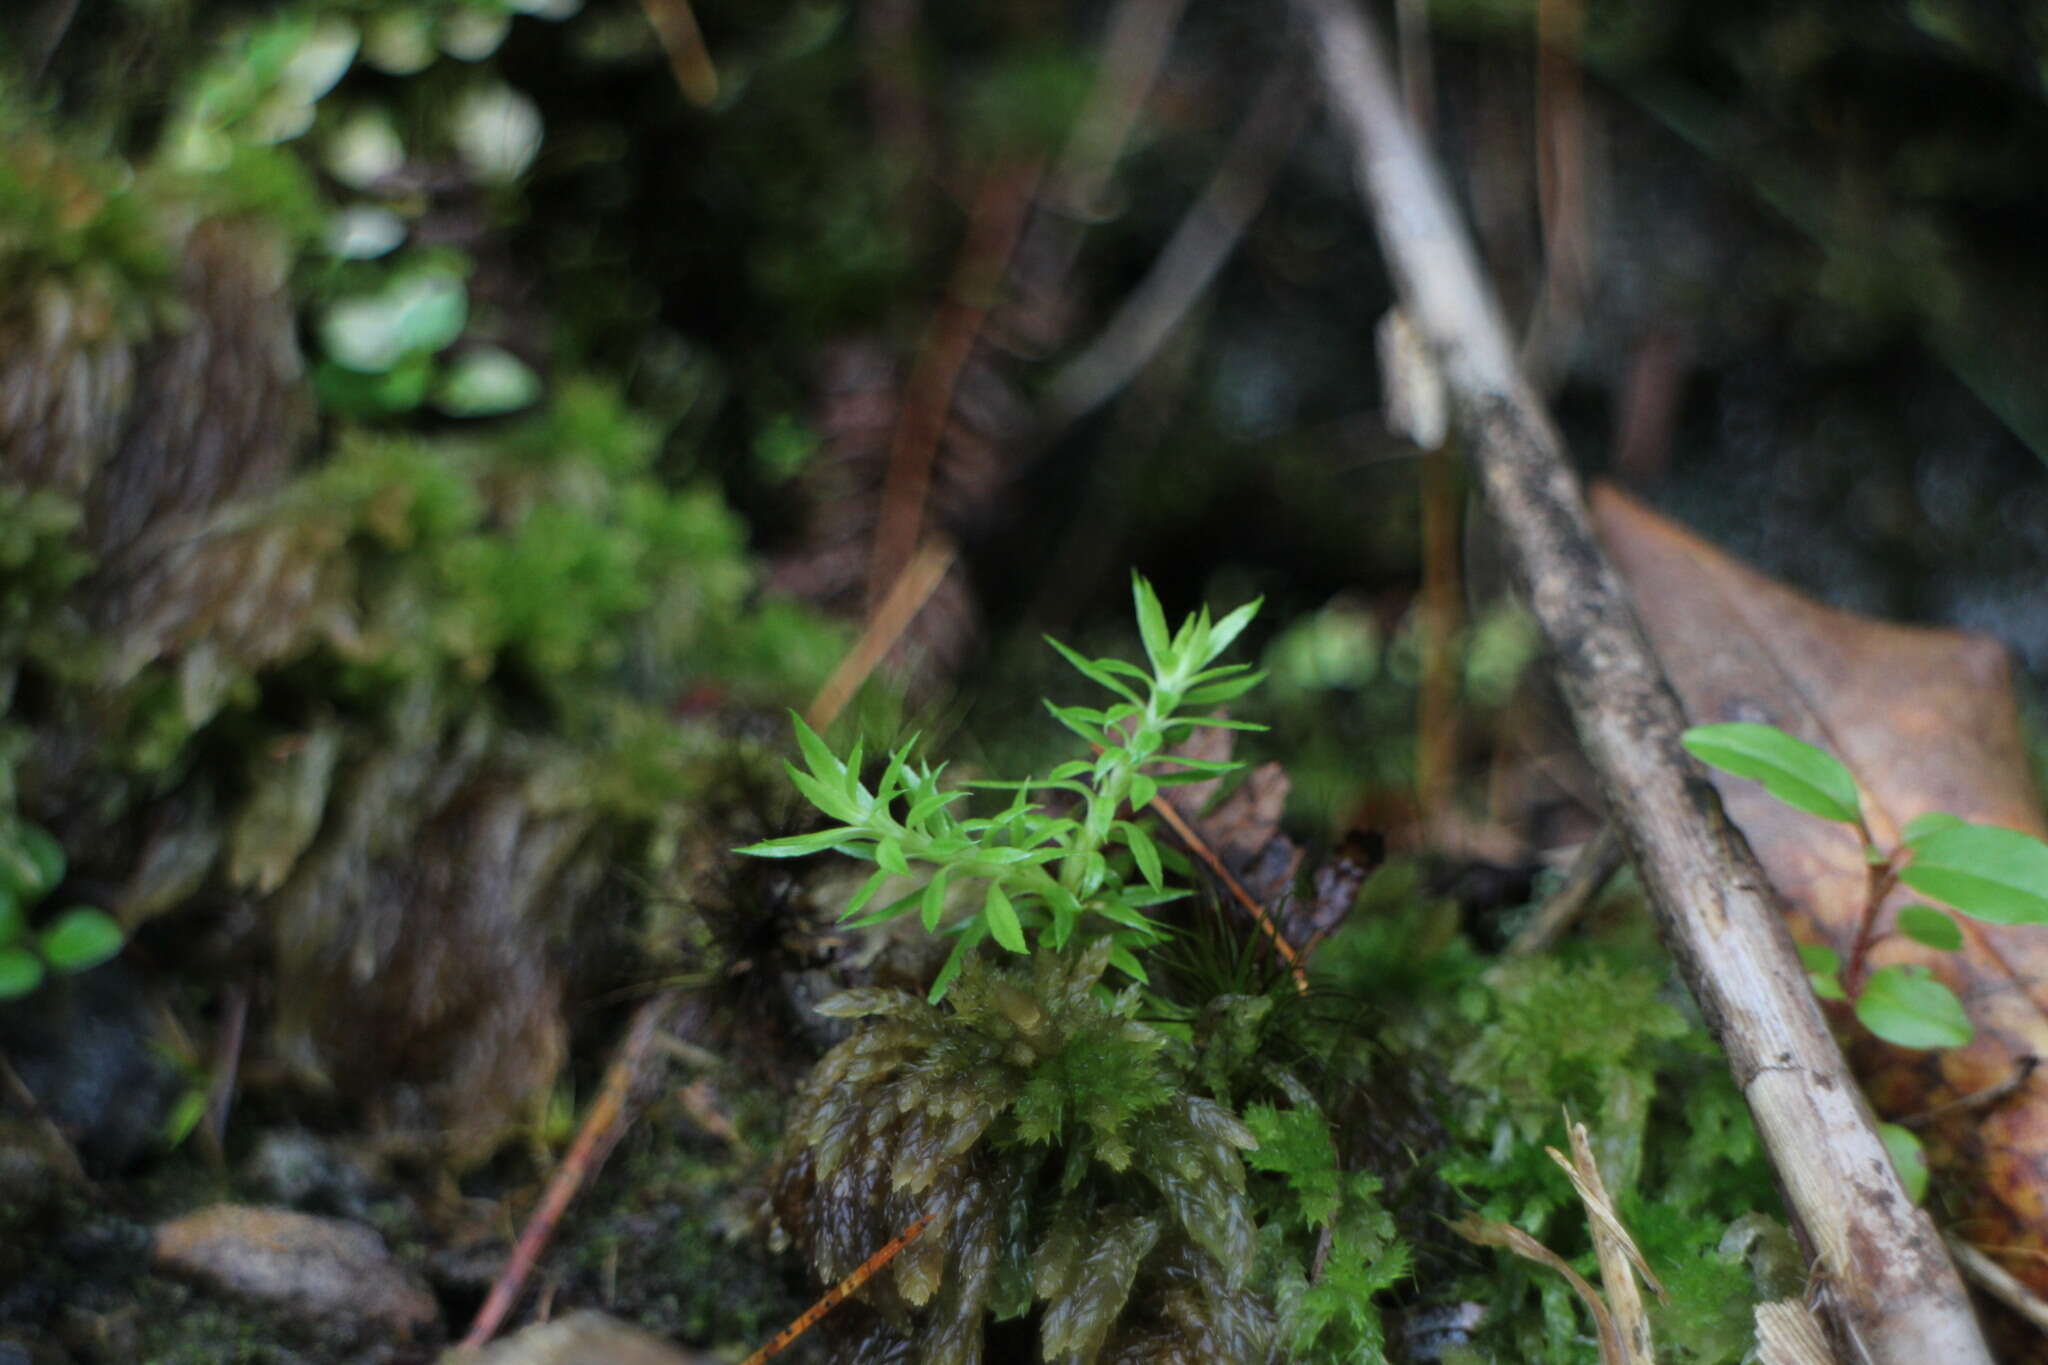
741, 574, 1264, 1001
1683, 719, 2048, 1200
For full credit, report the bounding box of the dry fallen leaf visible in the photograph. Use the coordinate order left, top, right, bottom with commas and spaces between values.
1593, 485, 2048, 1295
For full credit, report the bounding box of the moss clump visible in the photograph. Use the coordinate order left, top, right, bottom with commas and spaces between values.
772, 937, 1273, 1365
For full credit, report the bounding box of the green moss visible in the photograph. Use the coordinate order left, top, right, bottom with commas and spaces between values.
774, 939, 1277, 1365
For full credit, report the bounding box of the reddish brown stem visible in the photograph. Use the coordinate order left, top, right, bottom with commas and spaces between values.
458, 991, 679, 1349
1843, 846, 1901, 998
1143, 787, 1311, 995
741, 1213, 935, 1365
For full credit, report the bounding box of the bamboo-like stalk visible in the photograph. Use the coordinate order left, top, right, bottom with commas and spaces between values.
1289, 2, 1990, 1359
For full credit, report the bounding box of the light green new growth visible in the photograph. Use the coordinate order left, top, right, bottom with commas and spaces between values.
741, 574, 1263, 1000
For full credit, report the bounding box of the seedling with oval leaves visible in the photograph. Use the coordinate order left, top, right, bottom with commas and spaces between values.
1683, 720, 2048, 1200
0, 814, 124, 1000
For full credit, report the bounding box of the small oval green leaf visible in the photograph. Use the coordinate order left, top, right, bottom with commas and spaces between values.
1680, 722, 1862, 826
0, 947, 43, 999
1899, 821, 2048, 926
1854, 965, 1972, 1050
39, 906, 124, 972
1896, 904, 1964, 953
1877, 1122, 1929, 1204
1797, 943, 1841, 975
0, 824, 65, 904
1900, 811, 1965, 847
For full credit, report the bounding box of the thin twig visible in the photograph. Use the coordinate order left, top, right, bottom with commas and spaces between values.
459, 991, 681, 1349
1520, 0, 1590, 390
1507, 825, 1625, 956
867, 162, 1041, 607
1007, 0, 1193, 354
1043, 66, 1305, 425
1947, 1233, 2048, 1335
201, 983, 247, 1162
1415, 441, 1462, 818
1144, 789, 1310, 995
1898, 1056, 2038, 1132
638, 0, 719, 106
741, 1213, 936, 1365
807, 536, 957, 731
0, 1045, 90, 1186
861, 0, 935, 249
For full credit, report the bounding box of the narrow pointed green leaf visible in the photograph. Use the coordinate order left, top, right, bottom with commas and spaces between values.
984, 883, 1026, 953
1184, 672, 1267, 705
1090, 896, 1163, 932
1045, 636, 1142, 704
1132, 574, 1171, 668
1206, 598, 1262, 659
1043, 882, 1082, 947
789, 712, 842, 780
787, 767, 858, 824
1096, 658, 1153, 682
1119, 887, 1190, 908
840, 868, 891, 921
735, 826, 868, 858
1128, 773, 1158, 811
1119, 822, 1163, 890
1680, 722, 1862, 826
842, 739, 866, 801
1854, 965, 1972, 1049
906, 788, 967, 829
1107, 944, 1149, 984
1044, 700, 1107, 746
874, 838, 910, 876
921, 868, 950, 931
841, 888, 921, 929
1900, 821, 2048, 925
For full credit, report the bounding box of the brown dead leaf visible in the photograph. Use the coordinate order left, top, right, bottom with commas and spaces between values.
1592, 485, 2048, 1291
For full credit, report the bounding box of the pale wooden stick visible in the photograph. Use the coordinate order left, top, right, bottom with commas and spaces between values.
806, 537, 957, 732
1291, 2, 1989, 1359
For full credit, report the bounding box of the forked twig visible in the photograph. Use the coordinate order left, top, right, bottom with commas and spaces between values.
741, 1213, 936, 1365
